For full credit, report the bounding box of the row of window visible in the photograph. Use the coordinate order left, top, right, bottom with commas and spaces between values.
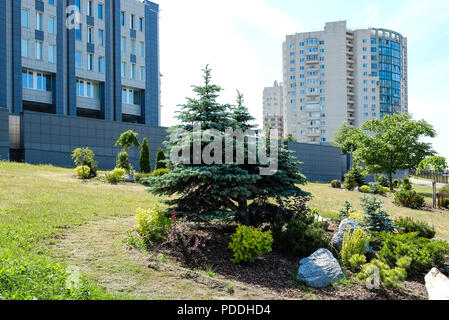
22, 70, 53, 92
76, 79, 101, 99
22, 39, 56, 62
22, 9, 57, 34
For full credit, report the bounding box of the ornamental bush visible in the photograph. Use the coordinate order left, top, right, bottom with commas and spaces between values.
331, 180, 342, 189
376, 174, 389, 188
401, 177, 412, 191
392, 179, 400, 189
361, 196, 394, 233
358, 258, 410, 290
105, 168, 125, 184
393, 189, 425, 209
139, 138, 152, 174
272, 213, 328, 259
343, 165, 365, 191
71, 147, 98, 178
116, 150, 133, 174
341, 227, 370, 270
360, 184, 389, 196
152, 168, 171, 177
228, 225, 273, 264
374, 232, 449, 276
155, 148, 167, 170
135, 206, 172, 245
395, 217, 435, 239
75, 165, 91, 179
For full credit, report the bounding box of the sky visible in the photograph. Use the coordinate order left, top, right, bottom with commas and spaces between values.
153, 0, 449, 160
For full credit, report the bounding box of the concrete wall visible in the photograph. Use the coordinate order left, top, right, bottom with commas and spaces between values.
285, 141, 342, 182
0, 109, 9, 160
21, 111, 167, 170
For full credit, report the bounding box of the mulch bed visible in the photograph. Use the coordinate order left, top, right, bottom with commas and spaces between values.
149, 220, 430, 300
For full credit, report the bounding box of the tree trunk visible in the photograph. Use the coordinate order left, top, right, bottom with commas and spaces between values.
389, 172, 394, 191
237, 197, 250, 226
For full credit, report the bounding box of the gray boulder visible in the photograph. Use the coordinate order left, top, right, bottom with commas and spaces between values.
425, 268, 449, 300
331, 218, 359, 251
297, 248, 345, 288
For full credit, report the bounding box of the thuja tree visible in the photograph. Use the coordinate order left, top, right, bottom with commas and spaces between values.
139, 138, 152, 173
155, 148, 167, 170
146, 66, 308, 226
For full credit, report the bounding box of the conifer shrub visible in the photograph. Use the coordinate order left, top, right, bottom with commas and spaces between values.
374, 232, 449, 276
360, 196, 394, 232
401, 177, 412, 191
395, 217, 435, 239
358, 258, 410, 290
393, 189, 425, 209
155, 148, 167, 170
360, 184, 389, 195
343, 165, 365, 191
392, 179, 400, 189
151, 168, 171, 177
338, 201, 353, 220
71, 147, 98, 178
75, 165, 91, 179
116, 151, 132, 174
139, 138, 152, 174
228, 225, 273, 264
272, 212, 328, 258
376, 174, 389, 188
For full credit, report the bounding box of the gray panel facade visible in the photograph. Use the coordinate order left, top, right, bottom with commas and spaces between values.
21, 112, 167, 170
0, 109, 10, 160
285, 141, 343, 182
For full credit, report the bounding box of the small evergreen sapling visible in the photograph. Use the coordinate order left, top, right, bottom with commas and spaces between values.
360, 196, 394, 232
139, 138, 152, 174
155, 148, 167, 170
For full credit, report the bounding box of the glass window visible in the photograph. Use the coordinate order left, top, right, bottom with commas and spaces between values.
121, 37, 126, 52
131, 40, 136, 55
86, 82, 92, 98
98, 4, 104, 19
49, 0, 55, 5
131, 64, 136, 79
35, 41, 43, 60
98, 57, 104, 73
88, 0, 93, 16
75, 24, 82, 40
21, 39, 28, 57
121, 62, 126, 77
139, 42, 145, 56
130, 14, 135, 30
49, 17, 55, 34
88, 27, 93, 43
122, 89, 127, 103
21, 9, 29, 27
36, 13, 43, 31
87, 54, 93, 71
120, 12, 125, 26
49, 45, 55, 63
139, 67, 145, 81
139, 18, 143, 32
129, 90, 134, 105
75, 0, 81, 12
98, 29, 104, 46
75, 51, 82, 68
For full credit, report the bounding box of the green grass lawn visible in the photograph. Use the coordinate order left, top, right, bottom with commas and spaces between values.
303, 182, 449, 240
1, 161, 449, 300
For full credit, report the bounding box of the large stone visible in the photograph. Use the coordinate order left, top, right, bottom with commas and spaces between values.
425, 268, 449, 300
331, 218, 359, 251
297, 248, 345, 288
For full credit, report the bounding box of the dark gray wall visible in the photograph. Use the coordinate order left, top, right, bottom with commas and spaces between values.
0, 108, 9, 160
21, 112, 167, 170
284, 141, 342, 182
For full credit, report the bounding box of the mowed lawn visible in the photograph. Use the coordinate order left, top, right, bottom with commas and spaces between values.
303, 183, 449, 240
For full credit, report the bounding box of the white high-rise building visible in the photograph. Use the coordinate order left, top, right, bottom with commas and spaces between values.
280, 21, 408, 144
263, 81, 284, 138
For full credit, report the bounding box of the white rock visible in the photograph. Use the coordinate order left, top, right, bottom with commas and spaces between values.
425, 268, 449, 300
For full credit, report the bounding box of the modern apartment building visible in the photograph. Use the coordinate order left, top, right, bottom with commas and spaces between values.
0, 0, 163, 167
262, 81, 284, 138
280, 21, 408, 144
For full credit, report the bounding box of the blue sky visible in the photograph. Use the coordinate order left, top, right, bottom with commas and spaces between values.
156, 0, 449, 160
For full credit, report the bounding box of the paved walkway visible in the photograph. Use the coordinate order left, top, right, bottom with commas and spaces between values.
410, 178, 447, 189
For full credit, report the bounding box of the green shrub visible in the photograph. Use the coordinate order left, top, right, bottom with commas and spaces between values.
344, 165, 365, 191
116, 151, 132, 174
331, 180, 342, 189
105, 168, 125, 184
71, 147, 98, 178
152, 168, 171, 177
359, 185, 370, 193
361, 196, 394, 232
392, 179, 400, 188
139, 138, 152, 174
376, 174, 389, 188
358, 258, 409, 290
401, 177, 412, 191
374, 232, 449, 276
395, 217, 436, 239
348, 254, 367, 271
437, 186, 449, 209
338, 201, 353, 220
229, 225, 273, 264
135, 173, 152, 183
75, 166, 91, 179
155, 148, 167, 170
272, 212, 328, 258
135, 206, 172, 245
393, 189, 425, 209
341, 227, 370, 270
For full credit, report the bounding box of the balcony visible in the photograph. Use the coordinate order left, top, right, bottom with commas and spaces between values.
346, 42, 354, 48
348, 115, 355, 120
347, 66, 354, 72
348, 106, 355, 112
347, 50, 354, 56
347, 58, 355, 64
305, 59, 320, 64
346, 33, 354, 39
347, 82, 354, 88
347, 91, 355, 96
306, 91, 320, 97
306, 132, 321, 137
348, 99, 355, 104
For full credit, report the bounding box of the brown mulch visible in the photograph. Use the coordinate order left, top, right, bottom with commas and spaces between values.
150, 221, 430, 300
